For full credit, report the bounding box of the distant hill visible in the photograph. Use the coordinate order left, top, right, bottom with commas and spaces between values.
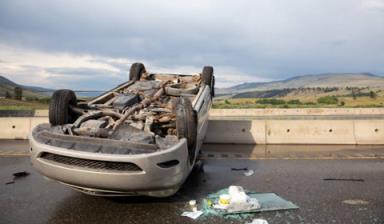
217, 73, 384, 96
0, 75, 54, 98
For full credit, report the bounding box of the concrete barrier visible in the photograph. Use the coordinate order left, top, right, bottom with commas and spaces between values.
205, 119, 362, 144
204, 120, 266, 144
0, 117, 48, 139
1, 109, 384, 145
0, 118, 31, 139
354, 120, 384, 144
34, 110, 49, 117
265, 120, 356, 144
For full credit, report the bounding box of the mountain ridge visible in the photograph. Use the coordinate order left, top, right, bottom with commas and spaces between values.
0, 75, 53, 98
217, 72, 384, 95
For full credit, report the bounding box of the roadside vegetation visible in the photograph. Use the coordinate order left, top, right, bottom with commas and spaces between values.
0, 98, 49, 110
213, 87, 384, 109
2, 86, 384, 110
0, 88, 50, 110
213, 96, 384, 109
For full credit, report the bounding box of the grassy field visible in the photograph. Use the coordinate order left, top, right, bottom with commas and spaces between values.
213, 96, 384, 109
0, 98, 49, 110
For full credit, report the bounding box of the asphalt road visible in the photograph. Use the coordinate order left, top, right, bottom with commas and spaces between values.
1, 141, 384, 224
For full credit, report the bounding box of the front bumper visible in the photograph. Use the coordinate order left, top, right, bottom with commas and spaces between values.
29, 126, 191, 197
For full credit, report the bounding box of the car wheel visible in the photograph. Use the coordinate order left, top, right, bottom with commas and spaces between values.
129, 63, 146, 81
201, 66, 214, 97
175, 97, 197, 164
49, 89, 77, 125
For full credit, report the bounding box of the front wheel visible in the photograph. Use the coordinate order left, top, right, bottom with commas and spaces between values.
49, 89, 77, 125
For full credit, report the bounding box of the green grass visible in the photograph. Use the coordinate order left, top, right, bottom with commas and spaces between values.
213, 96, 384, 109
0, 98, 48, 110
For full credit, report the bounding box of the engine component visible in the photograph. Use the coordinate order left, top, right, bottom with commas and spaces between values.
113, 93, 140, 110
80, 120, 107, 129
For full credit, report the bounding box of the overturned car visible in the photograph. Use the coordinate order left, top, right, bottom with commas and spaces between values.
29, 63, 215, 197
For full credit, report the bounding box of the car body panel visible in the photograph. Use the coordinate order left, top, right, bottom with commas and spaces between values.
29, 69, 213, 197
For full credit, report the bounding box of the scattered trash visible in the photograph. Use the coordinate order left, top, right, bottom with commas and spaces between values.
231, 168, 248, 171
343, 199, 369, 205
181, 211, 203, 220
13, 171, 29, 178
181, 200, 203, 220
5, 171, 30, 185
244, 169, 254, 177
219, 194, 231, 206
201, 186, 298, 220
231, 168, 254, 176
323, 178, 364, 182
226, 186, 260, 213
189, 200, 198, 212
246, 218, 269, 224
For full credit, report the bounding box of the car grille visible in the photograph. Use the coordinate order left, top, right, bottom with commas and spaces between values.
40, 152, 142, 172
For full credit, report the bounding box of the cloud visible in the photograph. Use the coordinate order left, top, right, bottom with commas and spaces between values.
0, 44, 261, 89
363, 0, 384, 11
0, 0, 383, 89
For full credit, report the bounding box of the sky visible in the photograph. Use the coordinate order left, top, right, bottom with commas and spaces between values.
0, 0, 384, 90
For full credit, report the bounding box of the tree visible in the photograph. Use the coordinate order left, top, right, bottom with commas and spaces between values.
352, 90, 357, 100
14, 87, 23, 100
369, 91, 377, 99
317, 96, 338, 104
5, 91, 11, 99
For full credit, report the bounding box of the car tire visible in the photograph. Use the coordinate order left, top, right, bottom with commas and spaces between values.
201, 66, 215, 97
175, 97, 197, 164
49, 89, 77, 125
129, 63, 146, 81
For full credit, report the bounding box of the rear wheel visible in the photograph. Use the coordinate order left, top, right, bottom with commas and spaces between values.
175, 97, 197, 164
129, 63, 146, 81
49, 89, 77, 125
201, 66, 214, 97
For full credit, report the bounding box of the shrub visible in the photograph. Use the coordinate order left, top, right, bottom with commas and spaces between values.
5, 91, 11, 99
25, 96, 38, 101
369, 91, 377, 99
256, 98, 286, 105
287, 99, 301, 104
14, 87, 23, 100
317, 96, 338, 104
38, 97, 51, 104
224, 99, 231, 104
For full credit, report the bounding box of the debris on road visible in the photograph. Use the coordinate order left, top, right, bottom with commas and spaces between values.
246, 218, 269, 224
244, 169, 254, 177
181, 211, 203, 220
231, 168, 249, 171
189, 200, 198, 212
231, 167, 254, 176
323, 178, 364, 182
181, 200, 203, 220
13, 171, 30, 178
226, 186, 260, 213
5, 171, 30, 185
201, 186, 298, 220
343, 199, 369, 205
